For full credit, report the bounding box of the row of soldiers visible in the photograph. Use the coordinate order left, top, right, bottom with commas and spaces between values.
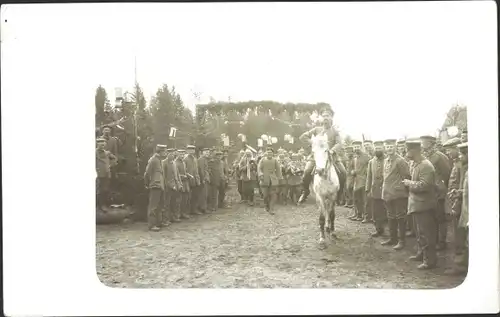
233, 148, 308, 210
141, 146, 233, 231
338, 130, 468, 273
96, 139, 233, 231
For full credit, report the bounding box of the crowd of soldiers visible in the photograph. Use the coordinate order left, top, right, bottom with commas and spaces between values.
96, 114, 469, 275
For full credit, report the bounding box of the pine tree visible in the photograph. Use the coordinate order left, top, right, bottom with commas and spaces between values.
95, 85, 109, 127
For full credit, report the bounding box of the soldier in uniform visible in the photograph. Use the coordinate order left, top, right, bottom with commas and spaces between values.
442, 137, 466, 258
344, 146, 355, 208
208, 151, 224, 212
381, 139, 411, 249
163, 148, 182, 223
218, 149, 230, 209
197, 148, 211, 214
175, 149, 191, 219
421, 135, 452, 250
144, 144, 167, 231
96, 138, 117, 213
396, 139, 414, 236
396, 139, 407, 158
277, 152, 289, 205
238, 149, 258, 206
286, 153, 304, 205
366, 141, 387, 237
235, 149, 245, 201
298, 108, 347, 204
403, 140, 438, 269
455, 142, 468, 273
184, 145, 202, 216
349, 141, 371, 221
363, 140, 375, 223
258, 147, 283, 214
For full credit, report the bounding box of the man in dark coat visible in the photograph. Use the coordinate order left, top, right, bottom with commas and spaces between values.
403, 140, 438, 270
366, 141, 387, 237
421, 135, 452, 250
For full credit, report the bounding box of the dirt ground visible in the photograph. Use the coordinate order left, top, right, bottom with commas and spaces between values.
96, 186, 466, 289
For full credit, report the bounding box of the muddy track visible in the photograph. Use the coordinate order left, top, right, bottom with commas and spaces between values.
97, 188, 465, 289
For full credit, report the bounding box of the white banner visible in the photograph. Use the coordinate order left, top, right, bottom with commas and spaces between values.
257, 138, 263, 147
169, 127, 177, 137
223, 136, 230, 146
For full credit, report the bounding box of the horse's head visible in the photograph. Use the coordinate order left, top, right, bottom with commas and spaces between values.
311, 134, 330, 178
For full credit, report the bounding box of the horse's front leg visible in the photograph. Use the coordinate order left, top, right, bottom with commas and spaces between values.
318, 198, 326, 249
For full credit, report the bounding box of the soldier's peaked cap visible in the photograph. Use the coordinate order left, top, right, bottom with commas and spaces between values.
177, 149, 186, 152
351, 141, 362, 145
443, 137, 461, 148
166, 148, 175, 152
405, 140, 421, 149
186, 145, 196, 149
420, 135, 437, 141
345, 145, 354, 150
373, 141, 385, 146
96, 137, 107, 143
101, 125, 112, 130
363, 140, 373, 144
384, 139, 397, 144
215, 151, 223, 155
156, 144, 167, 149
457, 142, 468, 150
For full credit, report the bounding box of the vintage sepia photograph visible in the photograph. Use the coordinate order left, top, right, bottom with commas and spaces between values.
94, 2, 472, 289
2, 1, 498, 315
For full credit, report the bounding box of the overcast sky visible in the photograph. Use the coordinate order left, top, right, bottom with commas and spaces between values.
2, 2, 496, 141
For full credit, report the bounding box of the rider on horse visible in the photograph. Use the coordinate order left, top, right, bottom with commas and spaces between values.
298, 108, 347, 204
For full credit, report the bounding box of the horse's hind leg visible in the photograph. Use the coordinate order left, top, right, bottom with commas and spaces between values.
330, 204, 337, 239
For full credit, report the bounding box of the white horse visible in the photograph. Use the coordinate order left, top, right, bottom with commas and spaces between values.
311, 133, 340, 249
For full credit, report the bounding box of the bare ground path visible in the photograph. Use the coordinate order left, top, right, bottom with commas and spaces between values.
97, 189, 465, 289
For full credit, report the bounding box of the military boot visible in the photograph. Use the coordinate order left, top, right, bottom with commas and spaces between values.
298, 172, 313, 204
393, 218, 406, 250
381, 219, 398, 246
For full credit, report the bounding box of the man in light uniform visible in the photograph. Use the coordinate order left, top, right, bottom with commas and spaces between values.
349, 141, 371, 221
144, 144, 167, 231
381, 139, 411, 249
298, 108, 346, 204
